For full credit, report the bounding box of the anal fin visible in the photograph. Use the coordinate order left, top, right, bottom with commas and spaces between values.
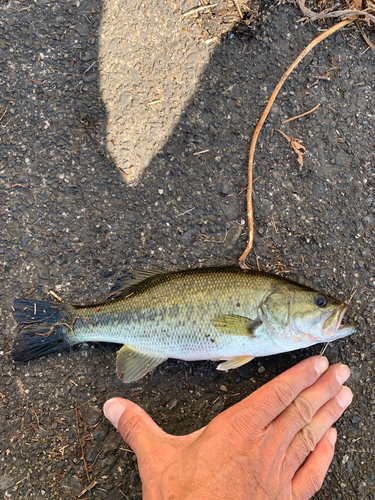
116, 345, 167, 383
217, 355, 255, 371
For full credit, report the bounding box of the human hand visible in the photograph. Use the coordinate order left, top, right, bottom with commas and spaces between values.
103, 356, 352, 500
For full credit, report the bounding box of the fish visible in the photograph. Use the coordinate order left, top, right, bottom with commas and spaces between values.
11, 267, 355, 383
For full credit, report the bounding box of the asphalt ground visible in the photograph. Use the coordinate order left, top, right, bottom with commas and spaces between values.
0, 0, 374, 498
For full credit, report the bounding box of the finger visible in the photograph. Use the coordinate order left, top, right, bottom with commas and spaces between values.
291, 427, 337, 500
270, 363, 350, 449
285, 385, 352, 473
221, 356, 329, 431
103, 397, 166, 455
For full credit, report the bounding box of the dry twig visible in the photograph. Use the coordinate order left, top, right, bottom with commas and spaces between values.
282, 103, 321, 123
297, 0, 375, 23
203, 225, 236, 244
181, 4, 218, 18
78, 480, 98, 498
49, 290, 63, 302
355, 18, 375, 49
75, 405, 91, 483
238, 18, 354, 267
234, 0, 243, 18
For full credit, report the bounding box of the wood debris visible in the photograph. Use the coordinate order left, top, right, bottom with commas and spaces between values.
275, 129, 306, 169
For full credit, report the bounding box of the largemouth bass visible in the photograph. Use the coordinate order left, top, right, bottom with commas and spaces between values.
11, 267, 355, 383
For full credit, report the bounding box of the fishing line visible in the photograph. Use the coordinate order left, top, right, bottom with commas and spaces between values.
319, 342, 329, 357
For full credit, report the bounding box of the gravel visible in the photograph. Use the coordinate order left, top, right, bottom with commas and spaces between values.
0, 0, 374, 498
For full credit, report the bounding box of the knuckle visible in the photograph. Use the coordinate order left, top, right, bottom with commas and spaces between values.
299, 425, 318, 454
227, 412, 256, 437
324, 376, 339, 399
291, 395, 315, 427
271, 380, 296, 409
324, 400, 341, 422
118, 413, 144, 447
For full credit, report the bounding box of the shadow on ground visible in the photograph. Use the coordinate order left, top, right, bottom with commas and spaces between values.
0, 0, 374, 498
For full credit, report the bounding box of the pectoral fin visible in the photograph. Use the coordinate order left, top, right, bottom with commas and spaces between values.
212, 314, 261, 336
116, 345, 167, 383
217, 356, 255, 371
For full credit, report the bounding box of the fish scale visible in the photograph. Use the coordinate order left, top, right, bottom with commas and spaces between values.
70, 269, 274, 359
11, 267, 356, 383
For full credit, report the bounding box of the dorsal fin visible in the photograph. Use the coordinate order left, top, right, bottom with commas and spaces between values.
107, 269, 167, 300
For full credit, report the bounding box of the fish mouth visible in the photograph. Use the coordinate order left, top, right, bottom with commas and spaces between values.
323, 304, 347, 336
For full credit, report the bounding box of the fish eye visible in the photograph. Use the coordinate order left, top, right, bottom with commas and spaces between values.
315, 296, 328, 308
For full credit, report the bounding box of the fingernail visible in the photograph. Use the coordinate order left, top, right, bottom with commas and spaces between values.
315, 356, 329, 377
328, 427, 337, 447
336, 386, 353, 409
103, 398, 126, 429
336, 365, 350, 385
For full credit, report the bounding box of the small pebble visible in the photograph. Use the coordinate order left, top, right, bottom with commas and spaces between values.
212, 400, 223, 412
220, 385, 228, 392
258, 366, 266, 374
168, 399, 178, 410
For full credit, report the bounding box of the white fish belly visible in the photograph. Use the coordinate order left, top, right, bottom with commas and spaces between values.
118, 323, 290, 361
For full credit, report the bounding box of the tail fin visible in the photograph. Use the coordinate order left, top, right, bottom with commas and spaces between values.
12, 298, 72, 362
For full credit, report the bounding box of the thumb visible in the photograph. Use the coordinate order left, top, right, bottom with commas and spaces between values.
103, 397, 165, 455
